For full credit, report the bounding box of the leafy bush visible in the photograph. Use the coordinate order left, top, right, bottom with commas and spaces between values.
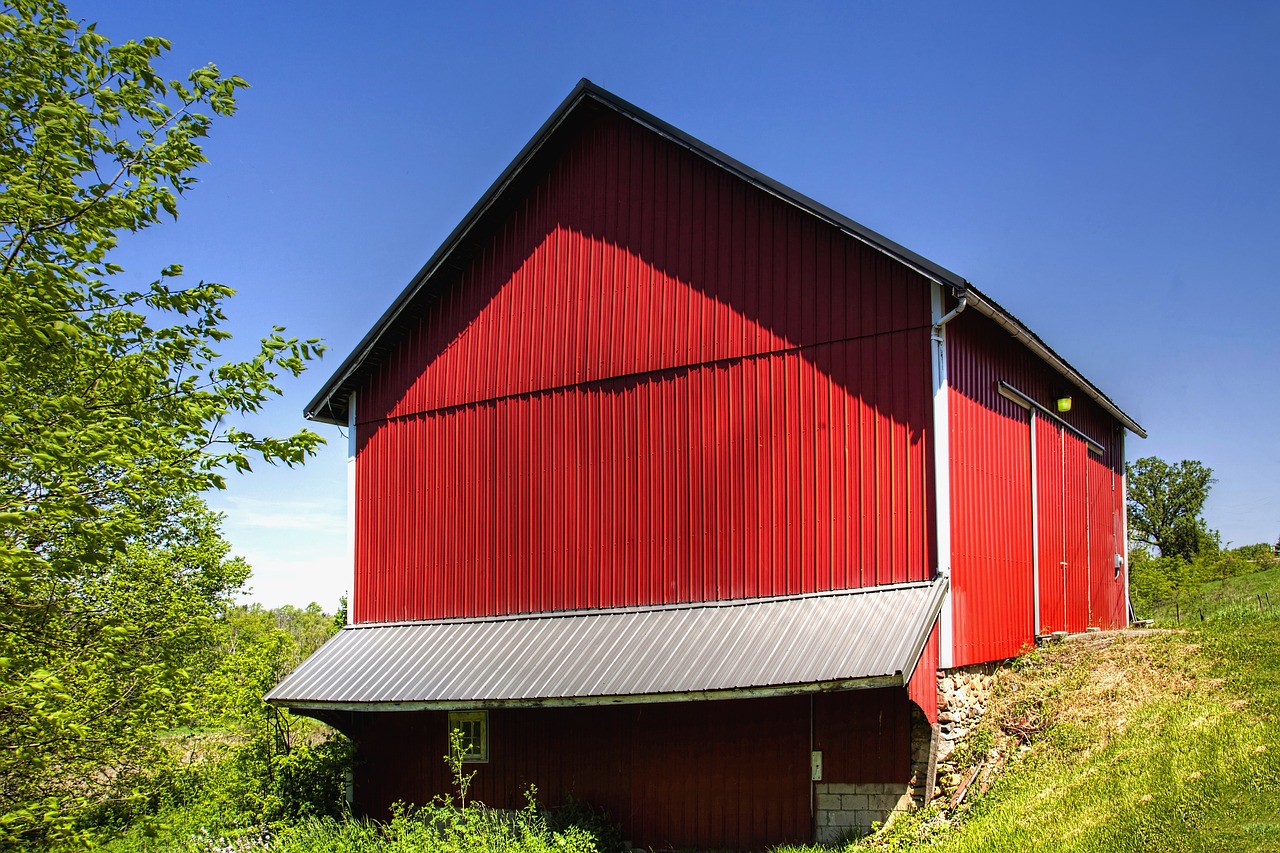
543, 796, 625, 853
275, 801, 597, 853
272, 782, 601, 853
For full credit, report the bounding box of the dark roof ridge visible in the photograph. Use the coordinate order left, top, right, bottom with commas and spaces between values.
305, 78, 1144, 437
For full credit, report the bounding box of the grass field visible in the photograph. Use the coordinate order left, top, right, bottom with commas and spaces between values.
1147, 566, 1280, 624
819, 568, 1280, 852
97, 569, 1280, 853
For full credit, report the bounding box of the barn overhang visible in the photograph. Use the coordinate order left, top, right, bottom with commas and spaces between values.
267, 578, 947, 712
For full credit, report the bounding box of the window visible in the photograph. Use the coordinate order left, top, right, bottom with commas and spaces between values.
447, 710, 489, 763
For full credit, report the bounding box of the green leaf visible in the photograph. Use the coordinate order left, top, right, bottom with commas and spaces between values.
0, 2, 326, 843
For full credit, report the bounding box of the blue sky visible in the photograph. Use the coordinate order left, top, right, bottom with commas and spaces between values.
91, 1, 1280, 608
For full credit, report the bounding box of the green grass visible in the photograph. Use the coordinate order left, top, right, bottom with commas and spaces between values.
1145, 566, 1280, 624
94, 569, 1280, 852
823, 568, 1280, 853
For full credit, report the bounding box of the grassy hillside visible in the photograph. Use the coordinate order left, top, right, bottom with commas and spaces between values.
832, 570, 1280, 852
95, 572, 1280, 853
1147, 566, 1280, 624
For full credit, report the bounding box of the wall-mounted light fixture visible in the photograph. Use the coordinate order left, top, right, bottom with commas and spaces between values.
1056, 395, 1072, 413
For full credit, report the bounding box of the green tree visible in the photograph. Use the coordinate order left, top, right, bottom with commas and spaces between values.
186, 605, 347, 825
0, 1, 323, 845
272, 602, 340, 660
0, 502, 248, 841
1126, 457, 1217, 560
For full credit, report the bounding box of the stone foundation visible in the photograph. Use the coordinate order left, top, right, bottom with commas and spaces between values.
813, 782, 914, 843
934, 665, 998, 796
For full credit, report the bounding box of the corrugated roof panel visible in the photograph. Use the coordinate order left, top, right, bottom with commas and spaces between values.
268, 579, 947, 709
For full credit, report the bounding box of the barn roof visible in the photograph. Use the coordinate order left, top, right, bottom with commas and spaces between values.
305, 79, 1144, 438
267, 578, 946, 710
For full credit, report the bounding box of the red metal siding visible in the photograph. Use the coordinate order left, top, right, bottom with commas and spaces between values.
907, 621, 939, 722
1062, 432, 1091, 632
1088, 442, 1125, 627
350, 692, 911, 850
356, 338, 932, 621
1036, 416, 1127, 634
814, 689, 912, 783
1035, 416, 1067, 634
359, 113, 930, 423
948, 309, 1127, 663
353, 112, 934, 623
947, 316, 1035, 666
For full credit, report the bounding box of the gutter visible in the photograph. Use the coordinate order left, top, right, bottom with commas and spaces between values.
963, 288, 1147, 438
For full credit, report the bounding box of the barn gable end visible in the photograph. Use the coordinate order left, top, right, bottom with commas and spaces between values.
271, 80, 1144, 850
350, 106, 935, 623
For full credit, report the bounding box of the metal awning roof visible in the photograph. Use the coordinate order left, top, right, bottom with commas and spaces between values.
267, 579, 947, 711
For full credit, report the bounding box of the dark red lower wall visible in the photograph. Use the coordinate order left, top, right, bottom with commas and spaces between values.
907, 622, 939, 722
352, 690, 911, 850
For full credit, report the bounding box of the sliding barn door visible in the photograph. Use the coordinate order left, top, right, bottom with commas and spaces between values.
1034, 415, 1108, 634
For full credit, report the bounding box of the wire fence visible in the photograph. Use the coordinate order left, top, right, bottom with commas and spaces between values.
1142, 588, 1276, 625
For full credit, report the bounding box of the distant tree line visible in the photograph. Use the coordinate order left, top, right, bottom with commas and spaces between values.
1126, 456, 1278, 613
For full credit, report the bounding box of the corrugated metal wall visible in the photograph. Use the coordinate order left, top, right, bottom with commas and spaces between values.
907, 621, 939, 722
352, 691, 911, 850
948, 309, 1126, 664
1035, 416, 1066, 633
354, 111, 934, 622
947, 313, 1036, 665
1089, 444, 1126, 627
1062, 431, 1092, 631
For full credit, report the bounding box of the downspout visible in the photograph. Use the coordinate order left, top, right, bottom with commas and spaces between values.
344, 392, 357, 809
933, 294, 968, 335
347, 393, 357, 627
1121, 430, 1133, 625
930, 288, 967, 670
1031, 409, 1040, 635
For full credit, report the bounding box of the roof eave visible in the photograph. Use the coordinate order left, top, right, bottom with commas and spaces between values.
268, 674, 909, 713
265, 578, 948, 710
305, 80, 1143, 440
962, 285, 1147, 438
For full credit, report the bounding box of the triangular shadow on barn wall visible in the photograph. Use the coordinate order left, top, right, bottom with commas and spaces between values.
345, 88, 937, 448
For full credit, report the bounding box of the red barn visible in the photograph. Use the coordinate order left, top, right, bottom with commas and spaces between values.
269, 80, 1144, 849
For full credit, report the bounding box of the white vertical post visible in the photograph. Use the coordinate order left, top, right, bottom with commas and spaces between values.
347, 392, 357, 626
930, 283, 954, 669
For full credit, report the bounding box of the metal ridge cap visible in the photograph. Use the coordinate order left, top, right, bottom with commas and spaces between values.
963, 286, 1147, 438
578, 84, 969, 293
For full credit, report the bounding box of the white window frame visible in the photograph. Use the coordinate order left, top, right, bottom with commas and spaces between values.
447, 710, 489, 763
